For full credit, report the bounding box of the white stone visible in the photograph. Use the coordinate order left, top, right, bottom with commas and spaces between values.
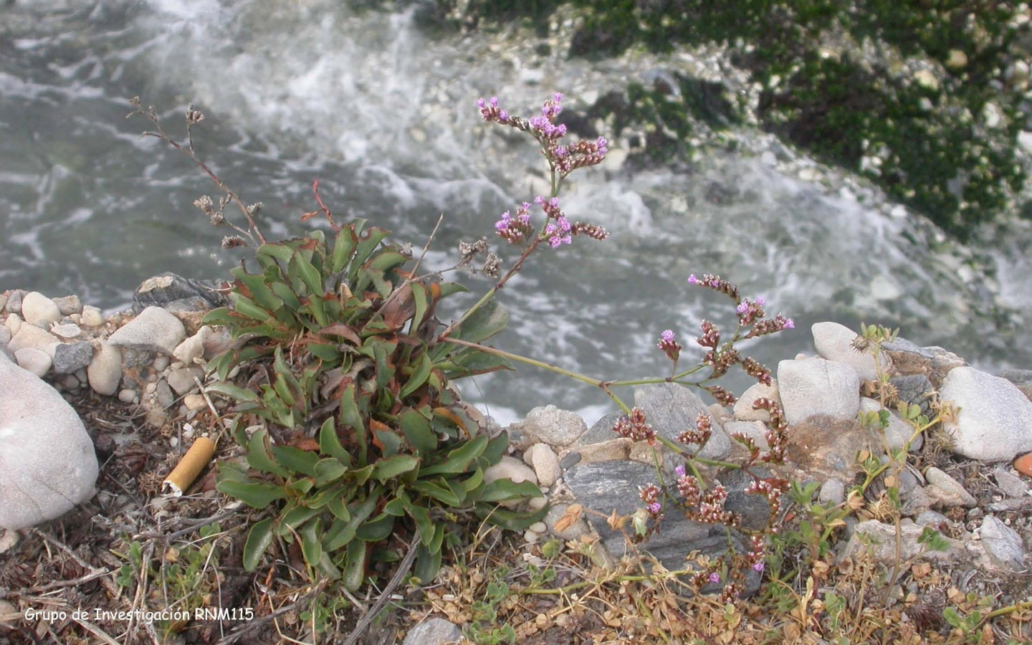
484, 455, 538, 486
946, 49, 968, 69
173, 325, 212, 365
3, 314, 21, 337
733, 380, 779, 422
777, 358, 860, 426
522, 443, 560, 488
811, 322, 890, 381
860, 398, 922, 452
1019, 131, 1032, 155
87, 341, 122, 396
403, 618, 462, 645
914, 69, 939, 91
153, 355, 170, 372
724, 420, 770, 450
80, 305, 103, 327
20, 292, 62, 327
840, 520, 962, 565
0, 353, 98, 530
512, 405, 588, 447
14, 348, 52, 377
939, 366, 1032, 462
107, 306, 186, 355
183, 393, 208, 411
118, 389, 137, 404
8, 325, 59, 357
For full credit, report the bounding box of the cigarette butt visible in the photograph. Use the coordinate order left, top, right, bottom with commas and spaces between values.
162, 437, 216, 497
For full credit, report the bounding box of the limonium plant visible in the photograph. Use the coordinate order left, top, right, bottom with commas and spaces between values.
457, 93, 796, 601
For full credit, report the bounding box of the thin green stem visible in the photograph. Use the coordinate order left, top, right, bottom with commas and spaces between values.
441, 338, 603, 388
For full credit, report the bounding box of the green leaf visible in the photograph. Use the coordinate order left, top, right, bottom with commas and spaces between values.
342, 540, 367, 592
410, 282, 429, 334
242, 518, 276, 572
279, 506, 322, 534
257, 242, 296, 265
232, 267, 284, 312
300, 517, 323, 566
290, 252, 325, 297
480, 433, 509, 467
328, 496, 351, 522
461, 467, 484, 493
348, 228, 391, 284
201, 307, 235, 327
476, 502, 549, 531
270, 446, 320, 477
230, 292, 272, 322
413, 543, 442, 585
205, 382, 260, 403
323, 495, 379, 552
400, 352, 433, 399
479, 479, 542, 503
453, 298, 508, 343
436, 282, 468, 299
372, 427, 404, 457
319, 418, 352, 466
339, 383, 367, 465
419, 435, 488, 477
314, 458, 348, 487
447, 348, 515, 377
355, 513, 395, 542
367, 250, 409, 274
308, 342, 341, 362
273, 373, 297, 407
411, 479, 462, 507
331, 226, 359, 274
246, 429, 289, 477
399, 409, 437, 456
407, 504, 435, 547
216, 480, 286, 509
372, 455, 419, 483
370, 339, 397, 393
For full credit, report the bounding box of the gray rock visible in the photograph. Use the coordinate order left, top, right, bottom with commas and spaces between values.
575, 438, 631, 464
133, 273, 227, 312
978, 516, 1025, 570
634, 383, 731, 460
998, 368, 1032, 388
992, 467, 1029, 499
915, 510, 949, 527
732, 380, 779, 422
812, 322, 890, 380
839, 520, 963, 565
820, 479, 846, 506
719, 466, 774, 531
890, 374, 936, 418
53, 342, 94, 375
777, 358, 860, 426
51, 295, 82, 316
859, 398, 922, 452
50, 324, 82, 340
924, 467, 977, 507
20, 292, 62, 327
576, 411, 624, 446
4, 291, 25, 315
155, 379, 175, 409
560, 452, 582, 469
939, 366, 1032, 462
87, 341, 122, 396
0, 352, 98, 529
14, 348, 51, 377
511, 405, 588, 448
108, 306, 186, 356
0, 327, 10, 350
882, 337, 965, 387
402, 618, 462, 645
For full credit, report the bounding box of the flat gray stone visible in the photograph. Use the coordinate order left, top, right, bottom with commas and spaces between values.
634, 383, 731, 460
403, 618, 462, 645
777, 358, 860, 426
53, 342, 94, 375
0, 353, 98, 529
3, 291, 24, 315
719, 466, 774, 531
978, 516, 1025, 570
939, 366, 1032, 462
545, 503, 591, 540
883, 337, 965, 387
133, 273, 227, 312
576, 411, 624, 446
51, 295, 82, 316
925, 467, 977, 507
839, 520, 963, 565
890, 374, 936, 418
992, 467, 1029, 499
167, 366, 204, 396
108, 306, 186, 356
812, 322, 890, 380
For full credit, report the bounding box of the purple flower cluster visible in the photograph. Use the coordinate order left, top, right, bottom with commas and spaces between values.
656, 329, 682, 362
494, 202, 534, 245
612, 407, 655, 444
677, 413, 713, 448
476, 96, 509, 123
639, 483, 663, 518
492, 195, 609, 250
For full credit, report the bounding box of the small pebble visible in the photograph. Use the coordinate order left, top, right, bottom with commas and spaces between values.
1014, 453, 1032, 477
527, 496, 548, 511
523, 530, 540, 544
50, 323, 82, 339
169, 436, 179, 448
183, 393, 207, 411
60, 375, 80, 390
153, 355, 170, 371
529, 522, 547, 533
80, 305, 103, 327
118, 389, 137, 404
145, 382, 157, 394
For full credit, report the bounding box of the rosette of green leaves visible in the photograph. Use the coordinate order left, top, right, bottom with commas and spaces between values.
204, 220, 543, 589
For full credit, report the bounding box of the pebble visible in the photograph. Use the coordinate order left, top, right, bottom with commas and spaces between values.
915, 510, 949, 527
993, 467, 1029, 498
53, 341, 94, 374
402, 618, 462, 645
60, 375, 80, 390
51, 295, 82, 316
173, 325, 212, 365
167, 366, 204, 396
819, 479, 846, 505
8, 325, 59, 357
522, 443, 560, 488
484, 456, 538, 486
183, 393, 208, 411
1014, 453, 1032, 477
511, 405, 588, 447
733, 380, 779, 422
20, 292, 62, 327
812, 322, 890, 381
529, 521, 547, 534
978, 515, 1025, 570
4, 313, 21, 337
50, 323, 82, 339
14, 348, 52, 377
859, 398, 922, 451
4, 291, 24, 315
924, 467, 977, 507
80, 305, 103, 327
153, 355, 170, 372
118, 389, 138, 404
87, 341, 122, 396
